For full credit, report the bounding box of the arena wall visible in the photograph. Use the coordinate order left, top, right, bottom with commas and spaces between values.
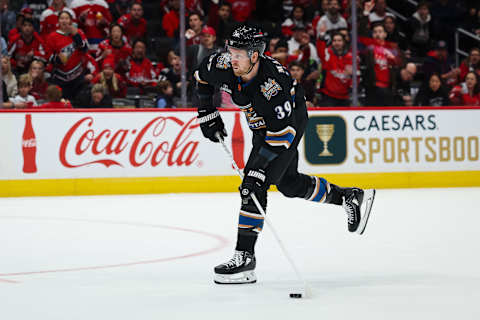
1, 107, 479, 197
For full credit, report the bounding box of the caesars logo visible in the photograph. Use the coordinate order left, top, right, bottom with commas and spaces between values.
352, 113, 480, 163
304, 116, 346, 165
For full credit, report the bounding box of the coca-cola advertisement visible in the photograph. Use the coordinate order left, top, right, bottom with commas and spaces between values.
3, 110, 251, 180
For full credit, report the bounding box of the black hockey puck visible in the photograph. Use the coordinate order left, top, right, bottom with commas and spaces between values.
289, 293, 302, 298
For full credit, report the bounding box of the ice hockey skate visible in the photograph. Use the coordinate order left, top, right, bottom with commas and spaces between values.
343, 188, 376, 235
214, 250, 257, 284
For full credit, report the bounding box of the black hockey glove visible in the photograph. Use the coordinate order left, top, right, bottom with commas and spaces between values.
240, 168, 267, 200
197, 109, 227, 143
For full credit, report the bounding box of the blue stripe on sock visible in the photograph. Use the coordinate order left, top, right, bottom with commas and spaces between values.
311, 178, 328, 202
238, 214, 264, 230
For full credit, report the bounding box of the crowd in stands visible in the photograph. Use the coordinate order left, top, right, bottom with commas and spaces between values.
1, 0, 480, 109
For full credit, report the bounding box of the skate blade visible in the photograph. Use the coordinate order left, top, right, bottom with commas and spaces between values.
356, 189, 376, 235
214, 270, 257, 284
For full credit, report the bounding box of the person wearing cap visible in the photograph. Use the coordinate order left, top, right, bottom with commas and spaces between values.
117, 2, 147, 44
91, 57, 127, 98
187, 26, 220, 71
8, 12, 25, 44
423, 40, 460, 88
22, 0, 48, 29
8, 18, 46, 74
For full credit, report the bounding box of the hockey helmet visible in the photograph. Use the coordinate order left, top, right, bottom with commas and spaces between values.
226, 25, 266, 57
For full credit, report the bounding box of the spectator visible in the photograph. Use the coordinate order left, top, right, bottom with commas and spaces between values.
162, 0, 180, 38
423, 40, 459, 88
9, 74, 37, 108
316, 0, 347, 42
125, 39, 157, 89
449, 71, 480, 106
361, 22, 401, 106
8, 12, 24, 43
156, 80, 176, 108
227, 0, 255, 22
70, 0, 112, 52
39, 0, 76, 37
208, 1, 234, 47
288, 26, 319, 64
46, 10, 90, 99
462, 5, 480, 38
36, 85, 72, 108
2, 81, 15, 108
317, 31, 353, 106
187, 26, 219, 71
76, 83, 113, 108
185, 11, 204, 46
392, 62, 417, 106
28, 59, 48, 102
22, 0, 49, 28
414, 73, 450, 106
1, 0, 16, 39
270, 39, 295, 66
160, 49, 183, 98
8, 18, 46, 75
368, 0, 394, 23
384, 16, 407, 51
110, 0, 130, 21
406, 1, 433, 57
91, 58, 127, 98
1, 56, 17, 98
282, 5, 312, 38
117, 3, 147, 44
288, 60, 315, 106
459, 47, 480, 81
96, 23, 132, 76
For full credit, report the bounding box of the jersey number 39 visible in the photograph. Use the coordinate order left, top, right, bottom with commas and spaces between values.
275, 101, 292, 119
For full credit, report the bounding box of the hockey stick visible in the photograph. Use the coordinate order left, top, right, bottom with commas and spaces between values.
215, 132, 311, 298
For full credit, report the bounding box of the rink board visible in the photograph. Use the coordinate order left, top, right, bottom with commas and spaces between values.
1, 107, 479, 197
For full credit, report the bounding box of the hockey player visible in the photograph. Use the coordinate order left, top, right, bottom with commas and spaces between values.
194, 25, 375, 284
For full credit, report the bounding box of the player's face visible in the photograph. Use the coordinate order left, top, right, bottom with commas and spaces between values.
228, 47, 251, 76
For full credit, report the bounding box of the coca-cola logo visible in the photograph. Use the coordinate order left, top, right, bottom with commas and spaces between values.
22, 139, 37, 148
60, 116, 200, 169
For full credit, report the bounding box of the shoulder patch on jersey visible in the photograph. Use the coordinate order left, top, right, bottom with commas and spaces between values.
216, 53, 231, 70
261, 78, 282, 101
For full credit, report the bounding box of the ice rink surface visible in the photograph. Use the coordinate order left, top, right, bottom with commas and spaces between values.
1, 188, 479, 320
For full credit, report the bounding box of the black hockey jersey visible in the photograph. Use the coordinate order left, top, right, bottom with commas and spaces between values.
194, 52, 308, 162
